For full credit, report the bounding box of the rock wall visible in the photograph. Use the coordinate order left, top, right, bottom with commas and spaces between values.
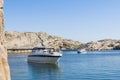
5, 31, 81, 50
0, 0, 11, 80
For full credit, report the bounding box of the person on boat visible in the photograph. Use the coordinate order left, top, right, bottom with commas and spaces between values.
50, 49, 55, 54
43, 49, 48, 53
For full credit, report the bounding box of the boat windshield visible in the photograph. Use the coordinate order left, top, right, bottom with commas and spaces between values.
32, 47, 55, 53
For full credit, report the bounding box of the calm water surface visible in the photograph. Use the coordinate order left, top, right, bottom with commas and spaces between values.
8, 50, 120, 80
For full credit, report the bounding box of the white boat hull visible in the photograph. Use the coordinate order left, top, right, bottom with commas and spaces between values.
27, 55, 61, 63
77, 49, 87, 54
27, 46, 62, 63
77, 51, 87, 54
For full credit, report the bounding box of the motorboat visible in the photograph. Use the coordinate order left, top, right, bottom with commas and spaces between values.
77, 49, 87, 54
27, 46, 62, 64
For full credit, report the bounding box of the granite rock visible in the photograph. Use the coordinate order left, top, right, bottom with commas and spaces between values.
5, 31, 81, 50
0, 0, 11, 80
85, 39, 120, 50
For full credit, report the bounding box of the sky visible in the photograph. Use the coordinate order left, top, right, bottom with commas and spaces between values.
4, 0, 120, 42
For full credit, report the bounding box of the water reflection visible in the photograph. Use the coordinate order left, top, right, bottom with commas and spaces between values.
28, 63, 62, 80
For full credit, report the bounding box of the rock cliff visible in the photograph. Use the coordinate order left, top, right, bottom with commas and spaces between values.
5, 31, 81, 49
0, 0, 11, 80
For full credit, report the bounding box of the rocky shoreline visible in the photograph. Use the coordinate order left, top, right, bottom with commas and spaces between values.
5, 31, 120, 50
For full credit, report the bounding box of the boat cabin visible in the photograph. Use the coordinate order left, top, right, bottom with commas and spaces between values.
32, 47, 55, 53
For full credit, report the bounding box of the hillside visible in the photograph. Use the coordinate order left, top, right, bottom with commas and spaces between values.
5, 31, 120, 50
85, 39, 120, 50
5, 31, 81, 49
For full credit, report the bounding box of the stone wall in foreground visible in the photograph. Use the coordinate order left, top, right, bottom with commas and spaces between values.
0, 0, 11, 80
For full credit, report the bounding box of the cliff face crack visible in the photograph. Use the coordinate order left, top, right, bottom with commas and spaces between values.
35, 33, 44, 46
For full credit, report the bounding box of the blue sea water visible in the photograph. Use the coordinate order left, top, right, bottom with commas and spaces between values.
8, 50, 120, 80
